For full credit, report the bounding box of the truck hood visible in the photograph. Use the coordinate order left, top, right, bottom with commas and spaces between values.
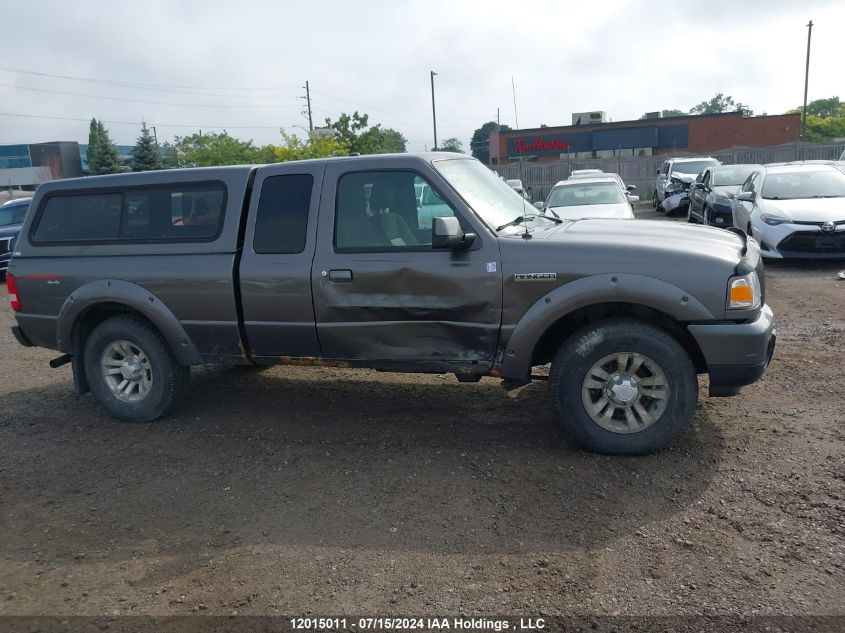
547, 203, 634, 220
759, 197, 845, 222
539, 218, 745, 263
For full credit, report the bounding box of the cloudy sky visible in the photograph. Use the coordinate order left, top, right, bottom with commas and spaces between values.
1, 0, 842, 152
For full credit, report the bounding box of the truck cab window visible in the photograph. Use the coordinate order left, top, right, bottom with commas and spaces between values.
334, 171, 454, 250
253, 174, 313, 254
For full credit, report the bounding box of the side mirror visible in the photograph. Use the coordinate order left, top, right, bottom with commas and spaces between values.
626, 184, 637, 191
656, 169, 661, 175
736, 191, 754, 202
432, 216, 476, 250
533, 201, 544, 210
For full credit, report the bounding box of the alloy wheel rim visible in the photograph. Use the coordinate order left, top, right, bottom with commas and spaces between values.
581, 352, 670, 434
100, 340, 153, 403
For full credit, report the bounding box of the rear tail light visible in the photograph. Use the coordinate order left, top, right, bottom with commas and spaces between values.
7, 272, 21, 311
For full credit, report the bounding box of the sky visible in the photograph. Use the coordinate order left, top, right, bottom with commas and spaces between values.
0, 0, 842, 153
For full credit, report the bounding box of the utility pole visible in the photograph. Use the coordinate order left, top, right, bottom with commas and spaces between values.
430, 71, 438, 151
497, 107, 500, 126
800, 20, 813, 142
305, 81, 313, 131
151, 126, 158, 149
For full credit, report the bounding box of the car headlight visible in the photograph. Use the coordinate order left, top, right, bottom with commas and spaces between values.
760, 212, 790, 226
727, 272, 761, 310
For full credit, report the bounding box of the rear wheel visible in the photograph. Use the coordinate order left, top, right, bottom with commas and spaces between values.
83, 315, 190, 422
548, 319, 698, 455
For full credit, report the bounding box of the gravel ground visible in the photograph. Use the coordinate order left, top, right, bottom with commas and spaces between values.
0, 206, 843, 620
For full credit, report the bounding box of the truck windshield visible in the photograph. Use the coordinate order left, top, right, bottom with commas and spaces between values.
434, 159, 537, 230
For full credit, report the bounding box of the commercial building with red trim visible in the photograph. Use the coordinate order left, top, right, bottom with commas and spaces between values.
487, 112, 800, 165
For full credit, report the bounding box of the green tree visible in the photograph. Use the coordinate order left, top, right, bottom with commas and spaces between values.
690, 93, 753, 117
324, 112, 407, 154
787, 97, 845, 142
272, 130, 349, 162
470, 121, 511, 163
131, 122, 161, 171
374, 128, 407, 153
86, 118, 101, 175
87, 118, 122, 175
168, 131, 261, 167
439, 137, 464, 153
660, 109, 687, 118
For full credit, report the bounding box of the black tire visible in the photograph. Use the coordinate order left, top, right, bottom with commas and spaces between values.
703, 206, 711, 226
652, 191, 659, 210
83, 315, 190, 422
686, 204, 696, 223
548, 319, 698, 455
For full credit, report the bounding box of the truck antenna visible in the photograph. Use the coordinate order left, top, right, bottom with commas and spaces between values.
512, 76, 531, 239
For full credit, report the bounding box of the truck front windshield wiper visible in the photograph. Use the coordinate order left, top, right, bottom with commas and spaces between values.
496, 214, 561, 232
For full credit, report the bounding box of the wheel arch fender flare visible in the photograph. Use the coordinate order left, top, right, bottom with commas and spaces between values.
499, 273, 715, 380
56, 279, 202, 365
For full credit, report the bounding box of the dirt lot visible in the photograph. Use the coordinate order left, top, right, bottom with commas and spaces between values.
0, 206, 843, 620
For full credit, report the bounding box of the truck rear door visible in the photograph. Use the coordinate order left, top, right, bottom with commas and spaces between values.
238, 162, 325, 360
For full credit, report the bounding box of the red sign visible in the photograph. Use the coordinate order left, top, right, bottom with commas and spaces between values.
514, 138, 573, 153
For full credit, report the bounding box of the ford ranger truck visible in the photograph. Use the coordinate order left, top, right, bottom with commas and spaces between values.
7, 154, 775, 455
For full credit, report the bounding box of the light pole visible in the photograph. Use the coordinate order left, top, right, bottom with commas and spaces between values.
430, 70, 438, 151
800, 20, 814, 142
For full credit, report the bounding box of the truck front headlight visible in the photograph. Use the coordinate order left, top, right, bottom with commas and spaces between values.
727, 272, 761, 310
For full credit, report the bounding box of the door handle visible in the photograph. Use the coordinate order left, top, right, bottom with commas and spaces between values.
327, 269, 353, 282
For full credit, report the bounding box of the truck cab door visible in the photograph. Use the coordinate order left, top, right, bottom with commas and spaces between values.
311, 161, 502, 368
238, 162, 325, 360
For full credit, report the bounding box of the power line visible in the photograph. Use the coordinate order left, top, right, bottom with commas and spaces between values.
0, 111, 286, 130
0, 65, 300, 93
0, 82, 304, 109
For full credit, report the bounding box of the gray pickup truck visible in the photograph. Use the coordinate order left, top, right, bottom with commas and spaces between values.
7, 153, 775, 455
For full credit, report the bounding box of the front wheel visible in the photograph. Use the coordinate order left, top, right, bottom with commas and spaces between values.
548, 319, 698, 455
84, 315, 190, 422
652, 191, 659, 210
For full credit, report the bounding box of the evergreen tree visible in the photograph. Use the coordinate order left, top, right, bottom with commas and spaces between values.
131, 123, 161, 171
86, 118, 102, 175
93, 120, 123, 174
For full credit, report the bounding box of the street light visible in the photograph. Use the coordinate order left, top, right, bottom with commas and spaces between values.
430, 70, 438, 151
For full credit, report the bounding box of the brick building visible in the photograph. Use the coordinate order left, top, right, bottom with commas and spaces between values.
487, 112, 800, 165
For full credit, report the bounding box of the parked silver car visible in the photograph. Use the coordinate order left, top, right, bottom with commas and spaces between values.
654, 157, 721, 208
731, 164, 845, 259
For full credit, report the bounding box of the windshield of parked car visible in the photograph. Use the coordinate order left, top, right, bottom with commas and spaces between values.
546, 183, 626, 207
762, 169, 845, 199
712, 166, 757, 186
0, 203, 29, 226
672, 160, 718, 176
435, 159, 539, 230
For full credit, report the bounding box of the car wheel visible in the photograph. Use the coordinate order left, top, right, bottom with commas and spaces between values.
703, 206, 711, 226
548, 319, 698, 455
652, 191, 659, 209
686, 204, 696, 223
83, 315, 190, 422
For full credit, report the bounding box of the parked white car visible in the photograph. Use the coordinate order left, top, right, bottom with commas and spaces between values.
538, 177, 635, 220
731, 164, 845, 259
569, 171, 639, 204
505, 178, 531, 201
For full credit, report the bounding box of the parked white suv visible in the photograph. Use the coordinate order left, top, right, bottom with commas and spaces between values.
654, 157, 721, 208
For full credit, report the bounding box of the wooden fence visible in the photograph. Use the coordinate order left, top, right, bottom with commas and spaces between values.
492, 141, 845, 202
